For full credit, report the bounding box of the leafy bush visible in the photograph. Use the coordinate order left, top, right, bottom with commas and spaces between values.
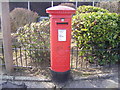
10, 8, 39, 33
72, 8, 120, 65
59, 3, 76, 9
96, 1, 120, 13
16, 20, 50, 62
76, 5, 109, 14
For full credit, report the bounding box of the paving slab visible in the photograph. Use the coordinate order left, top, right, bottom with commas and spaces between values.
13, 81, 55, 88
2, 75, 14, 81
0, 66, 119, 89
102, 79, 119, 88
14, 76, 51, 82
64, 80, 97, 88
1, 80, 55, 89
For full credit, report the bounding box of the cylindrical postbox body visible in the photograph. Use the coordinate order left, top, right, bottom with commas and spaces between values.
46, 6, 75, 82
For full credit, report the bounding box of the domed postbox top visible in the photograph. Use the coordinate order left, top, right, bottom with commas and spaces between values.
46, 6, 76, 15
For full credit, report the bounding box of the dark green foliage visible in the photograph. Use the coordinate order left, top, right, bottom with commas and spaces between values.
72, 6, 120, 65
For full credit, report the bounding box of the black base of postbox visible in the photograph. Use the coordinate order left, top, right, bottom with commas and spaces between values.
51, 70, 71, 83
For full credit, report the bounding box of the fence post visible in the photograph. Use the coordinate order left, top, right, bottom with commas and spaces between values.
75, 0, 78, 9
51, 1, 53, 7
28, 1, 30, 10
1, 1, 14, 73
93, 1, 95, 6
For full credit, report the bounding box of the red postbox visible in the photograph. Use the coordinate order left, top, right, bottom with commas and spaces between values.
46, 6, 75, 82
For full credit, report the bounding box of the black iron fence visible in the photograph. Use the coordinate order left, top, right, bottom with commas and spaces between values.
12, 45, 50, 69
0, 44, 119, 70
9, 2, 97, 16
71, 46, 119, 69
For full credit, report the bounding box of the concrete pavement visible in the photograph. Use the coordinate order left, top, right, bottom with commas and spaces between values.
0, 72, 119, 89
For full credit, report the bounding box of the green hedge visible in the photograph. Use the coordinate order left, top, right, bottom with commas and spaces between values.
16, 20, 50, 62
72, 7, 120, 65
76, 5, 109, 14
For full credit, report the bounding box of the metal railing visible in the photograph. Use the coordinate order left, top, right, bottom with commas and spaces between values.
0, 44, 119, 70
71, 46, 119, 69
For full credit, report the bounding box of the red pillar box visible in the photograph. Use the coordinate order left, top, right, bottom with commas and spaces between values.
46, 6, 75, 83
